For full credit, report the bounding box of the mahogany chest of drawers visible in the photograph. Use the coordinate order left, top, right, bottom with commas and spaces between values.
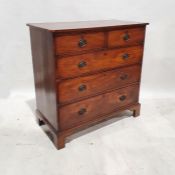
27, 20, 148, 149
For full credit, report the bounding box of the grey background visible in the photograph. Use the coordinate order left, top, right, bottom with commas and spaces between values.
1, 1, 175, 175
0, 0, 175, 99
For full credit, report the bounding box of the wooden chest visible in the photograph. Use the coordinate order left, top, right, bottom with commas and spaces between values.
27, 20, 148, 149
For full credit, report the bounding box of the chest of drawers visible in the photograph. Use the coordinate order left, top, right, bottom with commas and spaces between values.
27, 20, 148, 149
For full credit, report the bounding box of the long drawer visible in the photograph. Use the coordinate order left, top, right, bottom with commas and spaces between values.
56, 45, 143, 79
59, 84, 139, 130
58, 65, 141, 104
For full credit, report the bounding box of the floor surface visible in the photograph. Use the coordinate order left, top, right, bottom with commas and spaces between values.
0, 95, 175, 175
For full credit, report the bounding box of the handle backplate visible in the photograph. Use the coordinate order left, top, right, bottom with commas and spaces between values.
119, 95, 126, 101
79, 84, 87, 92
78, 61, 87, 68
122, 53, 129, 60
78, 39, 87, 48
120, 74, 128, 80
123, 33, 130, 41
78, 108, 87, 115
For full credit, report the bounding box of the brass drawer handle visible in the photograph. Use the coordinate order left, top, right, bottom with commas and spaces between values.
78, 39, 87, 48
122, 53, 129, 60
78, 108, 87, 115
79, 84, 87, 92
120, 74, 128, 80
119, 95, 126, 101
123, 33, 130, 41
78, 61, 87, 68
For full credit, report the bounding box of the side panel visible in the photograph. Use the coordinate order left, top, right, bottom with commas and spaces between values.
108, 27, 145, 48
29, 28, 58, 131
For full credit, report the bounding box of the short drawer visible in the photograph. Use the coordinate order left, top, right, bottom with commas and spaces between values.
57, 45, 143, 78
59, 84, 139, 130
108, 27, 145, 48
58, 65, 141, 104
55, 32, 105, 54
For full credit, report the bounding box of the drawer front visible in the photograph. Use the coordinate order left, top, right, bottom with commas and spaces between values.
57, 45, 143, 78
59, 84, 139, 130
55, 32, 105, 54
108, 27, 145, 48
58, 65, 141, 104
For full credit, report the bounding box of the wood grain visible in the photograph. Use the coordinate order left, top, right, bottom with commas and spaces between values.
55, 32, 105, 54
56, 45, 143, 79
59, 84, 139, 130
108, 27, 145, 48
28, 20, 148, 149
58, 65, 141, 104
29, 28, 58, 130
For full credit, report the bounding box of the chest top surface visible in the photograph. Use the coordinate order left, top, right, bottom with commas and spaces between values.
27, 19, 148, 32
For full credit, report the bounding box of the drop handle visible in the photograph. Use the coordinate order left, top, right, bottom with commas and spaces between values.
79, 84, 87, 92
78, 108, 87, 115
119, 95, 126, 101
120, 74, 128, 80
122, 53, 129, 60
78, 61, 87, 68
123, 33, 130, 41
78, 39, 87, 48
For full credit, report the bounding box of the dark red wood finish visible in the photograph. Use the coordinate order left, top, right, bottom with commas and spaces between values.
108, 27, 146, 48
29, 28, 58, 131
27, 20, 148, 149
59, 84, 139, 130
55, 32, 105, 54
58, 65, 141, 104
56, 46, 143, 79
